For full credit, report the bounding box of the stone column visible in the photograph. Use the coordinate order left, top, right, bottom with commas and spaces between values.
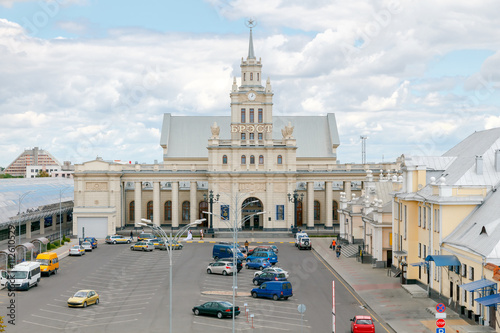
52, 214, 57, 231
325, 181, 333, 229
172, 181, 179, 229
344, 181, 351, 200
134, 181, 142, 226
40, 218, 45, 235
307, 182, 314, 229
153, 181, 160, 226
190, 181, 197, 224
26, 221, 32, 239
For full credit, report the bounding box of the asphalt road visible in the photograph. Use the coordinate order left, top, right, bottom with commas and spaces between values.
2, 241, 388, 333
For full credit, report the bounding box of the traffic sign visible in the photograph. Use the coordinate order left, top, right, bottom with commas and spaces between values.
436, 319, 446, 328
435, 312, 446, 319
436, 303, 446, 313
436, 328, 445, 333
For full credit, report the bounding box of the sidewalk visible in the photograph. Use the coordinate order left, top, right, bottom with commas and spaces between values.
312, 238, 494, 333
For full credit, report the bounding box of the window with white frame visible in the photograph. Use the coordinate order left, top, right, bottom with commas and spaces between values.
418, 243, 421, 258
404, 205, 407, 240
423, 207, 426, 229
418, 206, 421, 227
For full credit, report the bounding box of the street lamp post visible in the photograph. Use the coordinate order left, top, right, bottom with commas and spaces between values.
203, 190, 220, 236
203, 196, 265, 333
288, 190, 304, 235
59, 186, 71, 246
18, 190, 34, 245
139, 218, 205, 333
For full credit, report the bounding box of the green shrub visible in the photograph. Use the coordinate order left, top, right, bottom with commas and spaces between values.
61, 240, 65, 245
47, 243, 52, 250
64, 236, 70, 242
53, 240, 60, 247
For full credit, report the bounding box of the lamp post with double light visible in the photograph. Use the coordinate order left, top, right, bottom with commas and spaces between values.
203, 190, 219, 236
203, 194, 265, 333
17, 190, 35, 245
139, 218, 205, 333
288, 189, 303, 235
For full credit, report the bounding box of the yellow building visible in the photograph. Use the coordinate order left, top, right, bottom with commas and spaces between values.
393, 128, 500, 330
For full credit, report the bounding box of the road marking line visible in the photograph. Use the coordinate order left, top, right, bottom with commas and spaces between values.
312, 250, 392, 333
22, 320, 64, 330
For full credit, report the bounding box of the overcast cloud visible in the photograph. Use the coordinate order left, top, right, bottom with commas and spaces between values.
0, 0, 499, 168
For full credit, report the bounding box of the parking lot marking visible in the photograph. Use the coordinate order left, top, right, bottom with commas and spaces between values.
22, 320, 64, 330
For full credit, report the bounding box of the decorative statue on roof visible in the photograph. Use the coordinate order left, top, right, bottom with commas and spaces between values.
281, 121, 294, 139
211, 122, 220, 139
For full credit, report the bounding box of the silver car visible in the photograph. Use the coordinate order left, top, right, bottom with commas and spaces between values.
81, 241, 93, 252
206, 261, 236, 276
254, 267, 289, 278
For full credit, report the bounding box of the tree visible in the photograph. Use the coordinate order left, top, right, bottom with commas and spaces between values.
37, 170, 50, 177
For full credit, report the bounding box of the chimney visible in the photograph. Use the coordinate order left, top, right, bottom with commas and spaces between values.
476, 155, 483, 175
496, 150, 500, 172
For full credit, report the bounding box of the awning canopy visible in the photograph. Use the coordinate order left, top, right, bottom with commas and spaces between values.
410, 262, 426, 267
425, 255, 460, 267
475, 294, 500, 307
394, 250, 407, 257
459, 279, 496, 292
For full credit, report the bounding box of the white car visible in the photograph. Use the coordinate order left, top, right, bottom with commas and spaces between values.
254, 267, 289, 278
81, 241, 93, 252
69, 245, 85, 256
206, 261, 236, 276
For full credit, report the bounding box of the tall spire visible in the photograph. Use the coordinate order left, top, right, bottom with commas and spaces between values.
248, 27, 255, 59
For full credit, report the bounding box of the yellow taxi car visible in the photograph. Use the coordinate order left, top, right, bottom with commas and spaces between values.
150, 238, 183, 250
67, 290, 99, 308
130, 241, 154, 252
105, 235, 131, 244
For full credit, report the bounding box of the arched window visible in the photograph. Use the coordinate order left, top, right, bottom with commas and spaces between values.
259, 155, 264, 164
182, 201, 190, 221
332, 200, 339, 221
241, 109, 246, 123
314, 200, 320, 221
241, 155, 246, 164
147, 201, 153, 221
222, 155, 228, 164
129, 201, 135, 221
250, 155, 255, 164
164, 201, 172, 221
277, 155, 283, 164
199, 201, 208, 223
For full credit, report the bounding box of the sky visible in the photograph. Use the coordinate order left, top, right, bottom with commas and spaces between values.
1, 0, 500, 168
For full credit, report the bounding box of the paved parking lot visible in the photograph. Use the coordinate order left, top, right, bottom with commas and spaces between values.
3, 240, 384, 333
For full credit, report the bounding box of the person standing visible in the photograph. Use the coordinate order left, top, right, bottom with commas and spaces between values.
244, 240, 249, 253
336, 244, 342, 258
130, 230, 133, 241
331, 239, 336, 250
200, 229, 204, 240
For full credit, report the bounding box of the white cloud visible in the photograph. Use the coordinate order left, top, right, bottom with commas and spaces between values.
1, 0, 500, 167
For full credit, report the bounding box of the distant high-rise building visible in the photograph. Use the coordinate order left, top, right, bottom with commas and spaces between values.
4, 147, 61, 177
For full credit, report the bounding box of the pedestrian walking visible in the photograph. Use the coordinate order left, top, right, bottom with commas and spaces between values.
200, 229, 204, 240
130, 230, 133, 241
336, 245, 342, 258
330, 239, 336, 250
244, 240, 249, 253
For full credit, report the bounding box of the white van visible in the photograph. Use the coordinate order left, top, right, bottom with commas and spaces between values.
295, 232, 308, 247
0, 261, 41, 291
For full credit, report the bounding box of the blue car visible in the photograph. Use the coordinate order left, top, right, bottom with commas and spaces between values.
245, 258, 271, 270
246, 251, 278, 265
83, 237, 98, 249
252, 272, 287, 286
251, 281, 293, 301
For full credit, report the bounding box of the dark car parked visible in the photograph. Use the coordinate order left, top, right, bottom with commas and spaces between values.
192, 301, 240, 319
252, 272, 287, 286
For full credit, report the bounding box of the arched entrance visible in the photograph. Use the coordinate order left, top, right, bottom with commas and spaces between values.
241, 197, 263, 230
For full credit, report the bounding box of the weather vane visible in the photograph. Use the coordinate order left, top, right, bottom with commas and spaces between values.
245, 18, 257, 29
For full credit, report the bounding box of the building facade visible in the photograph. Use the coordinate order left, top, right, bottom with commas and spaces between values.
73, 28, 396, 239
4, 147, 61, 177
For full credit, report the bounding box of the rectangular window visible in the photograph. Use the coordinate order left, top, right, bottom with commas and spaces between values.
258, 133, 263, 140
470, 267, 474, 280
241, 109, 246, 123
276, 205, 284, 220
249, 133, 254, 140
418, 206, 421, 227
249, 109, 254, 123
241, 133, 246, 140
423, 207, 426, 229
423, 245, 426, 259
258, 109, 263, 123
418, 243, 421, 258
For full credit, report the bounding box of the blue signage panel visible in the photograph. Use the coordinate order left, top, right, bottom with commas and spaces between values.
221, 205, 229, 220
436, 328, 445, 333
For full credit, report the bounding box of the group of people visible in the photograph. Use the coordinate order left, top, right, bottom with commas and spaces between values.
331, 239, 342, 258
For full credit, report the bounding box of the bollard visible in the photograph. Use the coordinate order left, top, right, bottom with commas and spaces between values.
246, 308, 249, 322
250, 314, 254, 328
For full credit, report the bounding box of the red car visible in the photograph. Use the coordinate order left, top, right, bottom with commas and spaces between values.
350, 315, 375, 333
